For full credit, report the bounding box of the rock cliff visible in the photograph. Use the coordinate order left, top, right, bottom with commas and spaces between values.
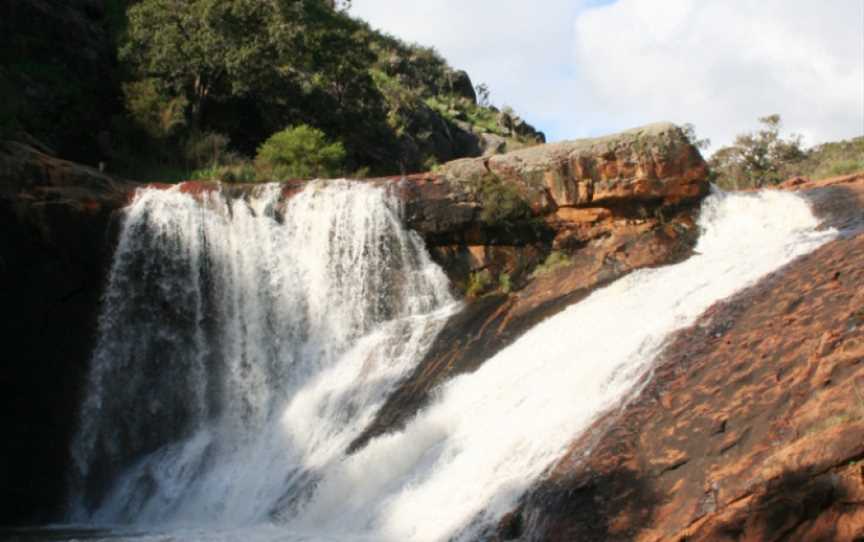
0, 142, 135, 523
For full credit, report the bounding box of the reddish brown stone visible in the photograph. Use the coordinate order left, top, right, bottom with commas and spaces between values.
500, 177, 864, 542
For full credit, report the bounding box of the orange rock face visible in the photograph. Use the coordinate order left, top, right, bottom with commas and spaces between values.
438, 122, 709, 212
499, 175, 864, 542
346, 125, 711, 452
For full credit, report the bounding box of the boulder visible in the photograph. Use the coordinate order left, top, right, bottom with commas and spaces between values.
0, 0, 121, 162
480, 133, 508, 157
349, 123, 710, 451
440, 122, 708, 211
447, 69, 477, 104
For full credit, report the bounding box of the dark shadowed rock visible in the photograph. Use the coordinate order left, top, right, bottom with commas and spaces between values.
447, 69, 477, 104
0, 1, 122, 163
0, 141, 137, 524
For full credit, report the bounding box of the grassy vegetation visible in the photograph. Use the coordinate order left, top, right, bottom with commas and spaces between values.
793, 137, 864, 179
498, 272, 512, 294
466, 269, 493, 297
425, 97, 500, 135
464, 269, 517, 297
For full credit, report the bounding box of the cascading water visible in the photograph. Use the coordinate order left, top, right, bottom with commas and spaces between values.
69, 180, 457, 527
67, 184, 835, 542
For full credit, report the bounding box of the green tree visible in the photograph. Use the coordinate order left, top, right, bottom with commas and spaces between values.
256, 125, 346, 179
682, 123, 710, 150
710, 115, 805, 189
122, 79, 188, 139
121, 0, 307, 128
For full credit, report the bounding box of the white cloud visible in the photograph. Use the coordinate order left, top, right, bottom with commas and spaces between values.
574, 0, 864, 149
350, 0, 863, 150
349, 0, 597, 140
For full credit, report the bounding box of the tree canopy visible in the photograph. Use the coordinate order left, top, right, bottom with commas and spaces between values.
710, 115, 806, 189
256, 124, 346, 179
59, 0, 543, 180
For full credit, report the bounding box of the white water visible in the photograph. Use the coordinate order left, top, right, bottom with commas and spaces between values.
69, 186, 834, 542
70, 180, 456, 526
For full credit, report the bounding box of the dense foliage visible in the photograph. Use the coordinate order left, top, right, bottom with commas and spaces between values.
256, 125, 346, 180
0, 0, 542, 181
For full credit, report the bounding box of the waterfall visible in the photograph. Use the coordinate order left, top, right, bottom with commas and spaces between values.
68, 185, 834, 542
69, 180, 456, 526
286, 189, 835, 542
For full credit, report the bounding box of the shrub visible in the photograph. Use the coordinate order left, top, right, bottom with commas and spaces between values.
218, 163, 258, 183
710, 114, 805, 189
782, 137, 864, 180
123, 79, 188, 139
533, 251, 573, 277
184, 131, 231, 169
476, 173, 532, 225
498, 272, 512, 294
190, 162, 258, 183
823, 159, 864, 177
352, 166, 372, 179
256, 125, 346, 180
466, 269, 493, 297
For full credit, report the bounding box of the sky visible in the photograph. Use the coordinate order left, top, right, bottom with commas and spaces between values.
350, 0, 864, 152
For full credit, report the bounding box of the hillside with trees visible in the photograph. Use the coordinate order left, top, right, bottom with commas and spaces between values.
0, 0, 544, 182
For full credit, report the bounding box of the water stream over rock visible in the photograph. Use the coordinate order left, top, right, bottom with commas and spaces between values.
66, 182, 834, 541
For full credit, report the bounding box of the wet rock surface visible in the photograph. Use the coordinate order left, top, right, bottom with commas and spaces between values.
347, 125, 709, 452
496, 175, 864, 541
0, 124, 707, 524
350, 211, 700, 452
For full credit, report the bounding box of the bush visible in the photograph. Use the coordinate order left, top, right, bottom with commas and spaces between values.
190, 162, 258, 183
823, 159, 864, 177
476, 173, 532, 225
710, 115, 805, 189
123, 79, 188, 140
533, 251, 573, 277
795, 138, 864, 179
465, 269, 493, 297
184, 131, 231, 169
256, 125, 346, 180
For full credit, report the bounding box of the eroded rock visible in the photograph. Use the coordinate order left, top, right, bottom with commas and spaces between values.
497, 176, 864, 542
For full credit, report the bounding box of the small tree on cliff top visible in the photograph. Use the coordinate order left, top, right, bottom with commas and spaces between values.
256, 125, 346, 180
710, 115, 806, 189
